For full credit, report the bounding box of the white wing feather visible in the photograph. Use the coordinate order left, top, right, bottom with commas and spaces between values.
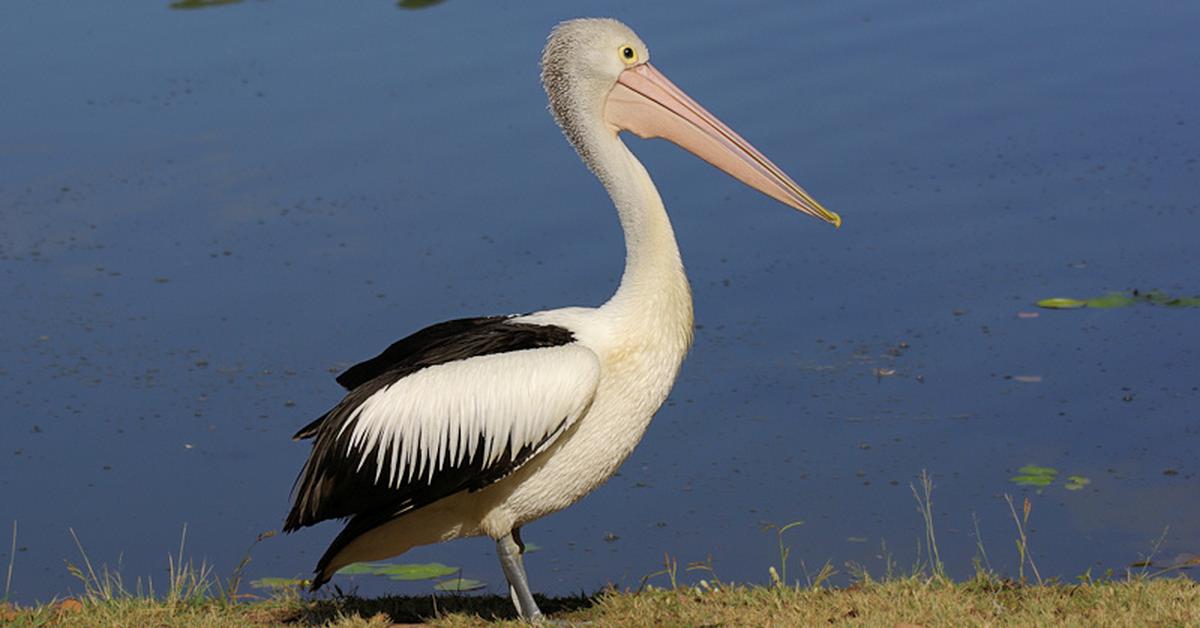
340, 345, 600, 488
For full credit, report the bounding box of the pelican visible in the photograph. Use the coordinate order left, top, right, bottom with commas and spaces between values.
284, 17, 840, 621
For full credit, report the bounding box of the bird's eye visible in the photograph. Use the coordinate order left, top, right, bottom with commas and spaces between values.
619, 45, 638, 65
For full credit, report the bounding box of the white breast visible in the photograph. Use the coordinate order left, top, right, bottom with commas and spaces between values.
474, 303, 691, 535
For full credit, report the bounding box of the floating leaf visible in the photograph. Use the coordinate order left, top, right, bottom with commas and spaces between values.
1085, 293, 1135, 309
337, 561, 458, 580
1037, 297, 1087, 309
376, 563, 459, 581
434, 577, 486, 592
1010, 475, 1055, 487
1011, 465, 1058, 487
1032, 298, 1089, 309
250, 577, 307, 589
1167, 553, 1200, 569
1064, 475, 1091, 491
1017, 465, 1057, 477
1038, 290, 1200, 310
1134, 290, 1200, 308
337, 562, 383, 575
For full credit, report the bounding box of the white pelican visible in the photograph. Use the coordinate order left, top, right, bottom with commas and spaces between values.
285, 17, 839, 620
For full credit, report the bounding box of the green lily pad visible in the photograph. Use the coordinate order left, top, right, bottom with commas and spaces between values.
1064, 475, 1092, 491
1134, 290, 1200, 308
377, 563, 459, 581
1037, 297, 1087, 309
250, 577, 307, 589
336, 562, 382, 575
1084, 293, 1135, 309
337, 561, 459, 580
1011, 465, 1058, 487
1017, 464, 1057, 477
434, 577, 486, 592
1038, 290, 1200, 310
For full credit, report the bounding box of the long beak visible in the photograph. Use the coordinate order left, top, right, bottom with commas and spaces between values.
604, 63, 840, 227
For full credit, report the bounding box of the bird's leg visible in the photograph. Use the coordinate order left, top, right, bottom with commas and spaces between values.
497, 529, 542, 621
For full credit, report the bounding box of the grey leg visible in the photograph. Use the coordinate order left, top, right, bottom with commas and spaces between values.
497, 530, 542, 621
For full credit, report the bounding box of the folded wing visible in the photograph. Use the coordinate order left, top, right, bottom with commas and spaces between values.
286, 340, 600, 533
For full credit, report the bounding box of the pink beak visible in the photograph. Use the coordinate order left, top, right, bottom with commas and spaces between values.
604, 63, 840, 227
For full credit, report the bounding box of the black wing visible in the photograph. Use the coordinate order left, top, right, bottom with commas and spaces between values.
291, 316, 573, 440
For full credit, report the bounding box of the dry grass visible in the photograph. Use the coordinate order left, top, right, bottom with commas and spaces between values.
3, 576, 1197, 626
572, 577, 1200, 628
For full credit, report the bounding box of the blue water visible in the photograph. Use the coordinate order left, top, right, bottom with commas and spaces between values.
2, 0, 1197, 603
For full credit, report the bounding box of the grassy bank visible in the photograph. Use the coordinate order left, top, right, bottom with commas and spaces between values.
4, 476, 1196, 625
4, 576, 1198, 626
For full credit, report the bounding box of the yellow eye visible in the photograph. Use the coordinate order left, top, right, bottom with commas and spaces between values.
618, 45, 638, 64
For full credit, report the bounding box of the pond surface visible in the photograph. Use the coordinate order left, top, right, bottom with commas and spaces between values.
2, 0, 1198, 603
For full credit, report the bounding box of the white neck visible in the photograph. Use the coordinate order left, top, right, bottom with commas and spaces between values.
580, 127, 694, 349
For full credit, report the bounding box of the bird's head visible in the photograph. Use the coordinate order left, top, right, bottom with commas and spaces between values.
541, 18, 840, 227
542, 18, 648, 132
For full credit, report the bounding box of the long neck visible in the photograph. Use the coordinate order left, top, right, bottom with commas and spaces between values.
580, 128, 694, 348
